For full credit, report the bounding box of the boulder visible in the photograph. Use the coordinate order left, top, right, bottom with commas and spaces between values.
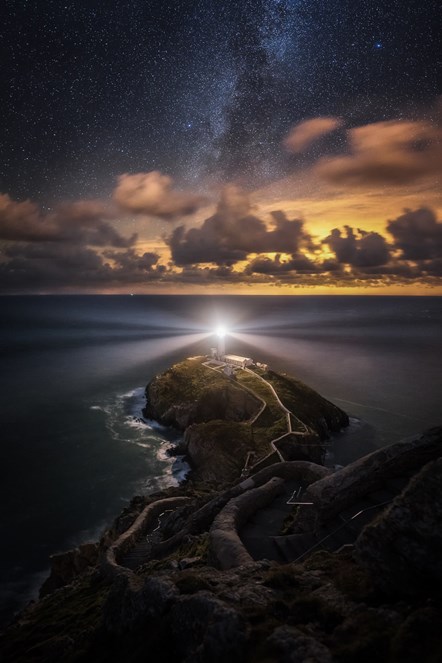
103, 573, 178, 634
356, 457, 442, 596
168, 592, 247, 662
40, 542, 99, 597
267, 625, 332, 662
298, 426, 442, 529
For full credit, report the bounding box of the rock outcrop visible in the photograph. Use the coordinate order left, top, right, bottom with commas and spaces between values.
4, 548, 442, 663
2, 427, 442, 663
295, 426, 442, 532
39, 542, 99, 597
356, 456, 442, 596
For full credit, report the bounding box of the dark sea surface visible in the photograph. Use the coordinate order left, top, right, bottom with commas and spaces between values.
0, 295, 441, 625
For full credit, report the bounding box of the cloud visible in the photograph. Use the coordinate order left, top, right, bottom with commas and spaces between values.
167, 186, 312, 266
387, 207, 442, 260
0, 194, 51, 242
1, 243, 112, 289
0, 194, 136, 247
0, 243, 164, 291
113, 171, 204, 219
323, 226, 391, 267
246, 253, 320, 275
103, 249, 161, 279
316, 120, 442, 186
284, 117, 343, 152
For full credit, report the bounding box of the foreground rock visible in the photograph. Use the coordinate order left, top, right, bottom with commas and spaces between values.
3, 548, 442, 663
294, 426, 442, 533
1, 428, 442, 662
39, 542, 99, 597
356, 456, 442, 596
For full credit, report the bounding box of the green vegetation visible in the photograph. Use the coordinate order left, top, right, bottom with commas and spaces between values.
149, 358, 228, 411
146, 358, 348, 483
189, 419, 252, 471
139, 533, 210, 575
0, 574, 109, 663
262, 370, 347, 436
234, 370, 287, 455
148, 359, 304, 478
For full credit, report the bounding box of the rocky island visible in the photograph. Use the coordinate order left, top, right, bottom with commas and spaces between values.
1, 357, 441, 663
144, 357, 349, 482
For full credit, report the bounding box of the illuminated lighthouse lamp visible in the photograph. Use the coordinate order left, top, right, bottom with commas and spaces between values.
211, 326, 253, 369
215, 325, 226, 359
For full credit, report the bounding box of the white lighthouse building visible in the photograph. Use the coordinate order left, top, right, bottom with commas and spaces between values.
216, 326, 226, 359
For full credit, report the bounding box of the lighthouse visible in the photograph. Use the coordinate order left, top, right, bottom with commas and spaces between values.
216, 326, 226, 360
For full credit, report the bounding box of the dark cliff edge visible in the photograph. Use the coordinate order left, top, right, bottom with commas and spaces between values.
1, 357, 441, 663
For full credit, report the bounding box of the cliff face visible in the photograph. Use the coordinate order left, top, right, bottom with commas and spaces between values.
144, 357, 349, 483
356, 455, 442, 596
2, 428, 442, 663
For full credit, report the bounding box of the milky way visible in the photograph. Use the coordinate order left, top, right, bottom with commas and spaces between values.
1, 0, 440, 202
0, 1, 441, 294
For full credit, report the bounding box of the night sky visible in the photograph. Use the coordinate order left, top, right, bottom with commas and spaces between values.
1, 0, 441, 293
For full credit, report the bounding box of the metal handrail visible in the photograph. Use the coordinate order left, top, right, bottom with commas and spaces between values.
292, 499, 392, 563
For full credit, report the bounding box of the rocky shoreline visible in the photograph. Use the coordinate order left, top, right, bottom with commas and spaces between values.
1, 359, 441, 663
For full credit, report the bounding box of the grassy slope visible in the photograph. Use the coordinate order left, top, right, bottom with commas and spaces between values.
148, 358, 228, 412
262, 369, 347, 436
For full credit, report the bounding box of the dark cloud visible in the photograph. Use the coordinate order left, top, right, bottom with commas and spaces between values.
323, 226, 391, 267
315, 120, 442, 186
113, 172, 204, 219
167, 186, 311, 266
0, 243, 164, 292
0, 194, 136, 247
0, 243, 112, 289
53, 201, 136, 247
0, 194, 46, 242
423, 259, 442, 276
284, 117, 343, 152
353, 262, 418, 277
106, 249, 159, 271
246, 253, 319, 275
387, 207, 442, 260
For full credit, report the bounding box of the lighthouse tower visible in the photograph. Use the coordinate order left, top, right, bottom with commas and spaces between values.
216, 326, 226, 360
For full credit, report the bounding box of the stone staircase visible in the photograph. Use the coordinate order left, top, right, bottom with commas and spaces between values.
119, 539, 156, 571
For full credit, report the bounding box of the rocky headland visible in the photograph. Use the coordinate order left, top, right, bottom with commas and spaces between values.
144, 357, 349, 482
1, 358, 441, 663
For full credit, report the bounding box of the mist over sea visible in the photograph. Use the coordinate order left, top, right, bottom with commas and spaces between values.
0, 295, 441, 624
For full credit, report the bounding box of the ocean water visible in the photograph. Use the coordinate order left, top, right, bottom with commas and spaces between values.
0, 294, 441, 624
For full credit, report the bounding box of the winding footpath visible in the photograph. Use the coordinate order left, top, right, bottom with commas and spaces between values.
202, 361, 322, 468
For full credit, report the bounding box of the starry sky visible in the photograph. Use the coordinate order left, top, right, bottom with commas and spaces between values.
1, 0, 441, 293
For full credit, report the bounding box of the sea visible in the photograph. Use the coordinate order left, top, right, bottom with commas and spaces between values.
0, 295, 441, 625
